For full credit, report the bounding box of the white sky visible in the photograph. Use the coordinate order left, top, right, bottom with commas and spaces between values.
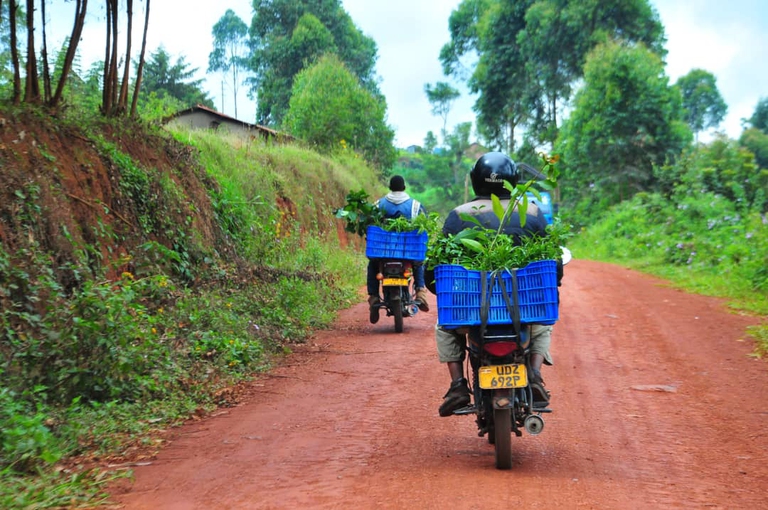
46, 0, 768, 148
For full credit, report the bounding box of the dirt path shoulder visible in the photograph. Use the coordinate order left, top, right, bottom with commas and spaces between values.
108, 259, 767, 510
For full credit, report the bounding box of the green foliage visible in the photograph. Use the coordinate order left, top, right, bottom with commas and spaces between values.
334, 189, 385, 236
440, 0, 665, 149
570, 183, 768, 318
284, 54, 396, 169
666, 135, 767, 214
248, 0, 379, 125
748, 97, 768, 133
675, 68, 727, 135
739, 127, 768, 170
208, 9, 249, 117
0, 387, 61, 473
425, 157, 568, 270
138, 46, 214, 109
333, 189, 439, 236
0, 109, 374, 507
557, 40, 692, 225
427, 219, 570, 271
424, 82, 461, 137
0, 468, 124, 509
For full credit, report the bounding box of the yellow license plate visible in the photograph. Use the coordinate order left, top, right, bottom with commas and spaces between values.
382, 278, 408, 286
478, 364, 528, 389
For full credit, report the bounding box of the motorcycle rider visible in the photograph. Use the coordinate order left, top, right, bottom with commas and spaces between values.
434, 152, 556, 416
367, 175, 430, 324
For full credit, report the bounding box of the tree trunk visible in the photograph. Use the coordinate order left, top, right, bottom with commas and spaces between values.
550, 93, 558, 147
24, 0, 40, 103
108, 0, 119, 113
130, 0, 150, 118
117, 0, 133, 113
509, 118, 516, 154
102, 0, 112, 113
40, 0, 52, 102
102, 0, 119, 115
9, 0, 21, 103
50, 0, 88, 108
232, 51, 238, 118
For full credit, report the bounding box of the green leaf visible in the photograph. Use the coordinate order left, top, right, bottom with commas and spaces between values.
459, 238, 484, 253
491, 194, 504, 222
538, 179, 557, 191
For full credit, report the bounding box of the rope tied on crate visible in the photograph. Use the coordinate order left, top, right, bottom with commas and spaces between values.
479, 268, 521, 341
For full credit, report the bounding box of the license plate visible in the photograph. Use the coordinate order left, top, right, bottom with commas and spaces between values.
478, 364, 528, 389
382, 278, 408, 286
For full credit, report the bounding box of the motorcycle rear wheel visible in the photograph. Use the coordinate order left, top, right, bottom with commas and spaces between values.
392, 296, 403, 333
493, 408, 512, 469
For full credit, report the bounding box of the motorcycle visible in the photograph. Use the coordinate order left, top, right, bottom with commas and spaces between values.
449, 248, 572, 469
452, 324, 547, 470
371, 258, 421, 333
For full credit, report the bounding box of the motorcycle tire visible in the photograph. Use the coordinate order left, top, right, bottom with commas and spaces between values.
493, 407, 512, 470
393, 297, 403, 333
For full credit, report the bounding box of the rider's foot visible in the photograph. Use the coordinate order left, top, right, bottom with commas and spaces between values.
368, 295, 381, 324
438, 377, 471, 417
529, 368, 550, 407
414, 287, 430, 312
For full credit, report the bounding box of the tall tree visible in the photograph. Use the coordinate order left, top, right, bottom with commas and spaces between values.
102, 0, 118, 113
23, 0, 38, 102
208, 9, 248, 118
117, 0, 134, 110
139, 46, 214, 108
130, 0, 150, 117
50, 0, 88, 108
675, 68, 727, 140
424, 81, 460, 141
748, 97, 768, 133
556, 40, 691, 211
440, 0, 665, 148
740, 97, 768, 170
445, 121, 473, 187
40, 0, 51, 102
283, 53, 395, 169
5, 0, 22, 103
248, 0, 379, 126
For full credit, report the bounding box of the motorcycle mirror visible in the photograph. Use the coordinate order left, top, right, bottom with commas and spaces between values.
561, 246, 572, 265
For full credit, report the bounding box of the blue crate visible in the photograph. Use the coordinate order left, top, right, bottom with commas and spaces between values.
365, 226, 428, 261
435, 260, 559, 327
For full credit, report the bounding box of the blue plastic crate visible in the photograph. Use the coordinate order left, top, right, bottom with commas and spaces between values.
365, 226, 428, 261
435, 260, 559, 327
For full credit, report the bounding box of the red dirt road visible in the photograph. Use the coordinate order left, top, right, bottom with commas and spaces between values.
109, 259, 767, 509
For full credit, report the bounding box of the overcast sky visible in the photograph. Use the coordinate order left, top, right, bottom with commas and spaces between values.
48, 0, 767, 148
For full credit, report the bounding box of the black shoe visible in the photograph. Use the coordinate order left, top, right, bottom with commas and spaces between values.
438, 378, 471, 417
529, 368, 550, 407
368, 296, 381, 324
414, 288, 430, 312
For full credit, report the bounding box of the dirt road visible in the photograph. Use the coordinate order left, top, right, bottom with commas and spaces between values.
109, 259, 767, 509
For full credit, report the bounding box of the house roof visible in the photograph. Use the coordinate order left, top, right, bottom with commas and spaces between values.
166, 104, 292, 140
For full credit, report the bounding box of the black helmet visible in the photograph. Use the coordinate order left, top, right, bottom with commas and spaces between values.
470, 152, 519, 196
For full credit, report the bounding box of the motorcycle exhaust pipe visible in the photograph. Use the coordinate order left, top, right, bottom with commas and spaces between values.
524, 414, 545, 435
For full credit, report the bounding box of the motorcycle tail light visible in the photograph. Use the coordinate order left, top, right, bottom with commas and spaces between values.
483, 341, 517, 357
376, 273, 384, 280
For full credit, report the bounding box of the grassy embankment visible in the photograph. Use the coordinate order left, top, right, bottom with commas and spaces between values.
0, 111, 383, 508
568, 192, 767, 356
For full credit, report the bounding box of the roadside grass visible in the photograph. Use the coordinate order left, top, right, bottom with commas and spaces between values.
0, 120, 371, 507
568, 193, 768, 357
